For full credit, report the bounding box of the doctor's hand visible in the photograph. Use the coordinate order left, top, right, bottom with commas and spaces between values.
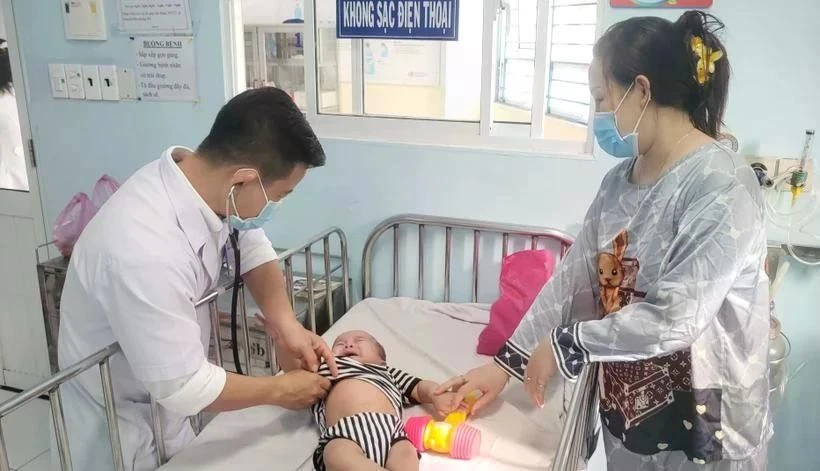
257, 314, 339, 377
523, 340, 558, 408
270, 370, 331, 410
433, 363, 510, 415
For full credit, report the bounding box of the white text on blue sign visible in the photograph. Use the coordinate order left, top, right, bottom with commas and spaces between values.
337, 0, 459, 41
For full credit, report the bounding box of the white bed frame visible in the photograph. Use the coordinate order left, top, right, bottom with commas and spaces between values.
361, 214, 600, 471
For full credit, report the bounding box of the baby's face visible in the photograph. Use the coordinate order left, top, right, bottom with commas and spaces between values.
332, 330, 384, 364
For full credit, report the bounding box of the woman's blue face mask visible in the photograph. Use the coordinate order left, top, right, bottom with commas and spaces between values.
592, 82, 651, 159
227, 170, 280, 231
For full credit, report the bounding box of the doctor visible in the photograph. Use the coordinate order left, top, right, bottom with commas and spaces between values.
56, 87, 339, 470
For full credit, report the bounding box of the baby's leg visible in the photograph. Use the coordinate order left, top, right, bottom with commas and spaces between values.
323, 439, 386, 471
385, 440, 420, 471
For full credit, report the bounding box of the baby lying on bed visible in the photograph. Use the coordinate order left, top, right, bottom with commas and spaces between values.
298, 330, 456, 471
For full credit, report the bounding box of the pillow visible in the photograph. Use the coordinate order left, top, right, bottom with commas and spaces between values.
477, 249, 555, 355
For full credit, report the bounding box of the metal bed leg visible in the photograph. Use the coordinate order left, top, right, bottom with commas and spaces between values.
100, 359, 125, 471
472, 230, 480, 303
50, 389, 73, 471
305, 248, 316, 332
553, 364, 596, 471
267, 335, 277, 374
238, 286, 253, 376
444, 227, 452, 302
418, 225, 425, 299
209, 301, 223, 368
285, 258, 296, 307
0, 423, 10, 471
323, 237, 334, 326
151, 398, 167, 467
338, 232, 351, 311
392, 224, 400, 297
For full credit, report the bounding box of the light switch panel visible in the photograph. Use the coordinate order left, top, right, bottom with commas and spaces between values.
48, 64, 68, 99
82, 65, 101, 100
64, 64, 85, 99
116, 67, 137, 100
98, 65, 119, 101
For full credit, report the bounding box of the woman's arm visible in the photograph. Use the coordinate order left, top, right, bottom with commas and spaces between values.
549, 181, 766, 380
493, 193, 603, 381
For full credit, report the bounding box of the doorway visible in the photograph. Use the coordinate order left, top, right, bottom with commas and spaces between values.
0, 0, 50, 389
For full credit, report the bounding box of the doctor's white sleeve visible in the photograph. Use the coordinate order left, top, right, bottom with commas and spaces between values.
548, 182, 765, 380
237, 228, 278, 274
492, 193, 602, 382
144, 360, 226, 417
97, 256, 227, 416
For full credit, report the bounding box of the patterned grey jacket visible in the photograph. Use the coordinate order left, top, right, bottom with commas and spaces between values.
494, 143, 771, 464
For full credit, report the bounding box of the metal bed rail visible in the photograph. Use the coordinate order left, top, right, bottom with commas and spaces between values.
276, 226, 351, 334
0, 343, 124, 471
361, 214, 599, 470
2, 227, 352, 470
362, 214, 575, 303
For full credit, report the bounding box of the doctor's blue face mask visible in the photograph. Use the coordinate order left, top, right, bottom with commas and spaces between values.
593, 81, 651, 159
227, 170, 280, 231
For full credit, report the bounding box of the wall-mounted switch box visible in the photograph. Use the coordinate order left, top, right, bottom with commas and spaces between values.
98, 65, 119, 101
82, 65, 101, 100
64, 64, 85, 99
48, 64, 68, 99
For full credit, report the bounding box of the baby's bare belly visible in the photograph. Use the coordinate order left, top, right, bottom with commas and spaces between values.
325, 379, 396, 427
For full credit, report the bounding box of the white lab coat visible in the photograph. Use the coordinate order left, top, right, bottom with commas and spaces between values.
53, 147, 278, 470
0, 90, 27, 191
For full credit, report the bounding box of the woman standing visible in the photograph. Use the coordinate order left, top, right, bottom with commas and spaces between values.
438, 11, 770, 470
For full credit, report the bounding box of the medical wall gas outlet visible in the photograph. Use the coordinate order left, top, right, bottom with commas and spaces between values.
82, 65, 102, 100
62, 1, 107, 40
64, 64, 85, 99
98, 66, 120, 101
48, 64, 69, 99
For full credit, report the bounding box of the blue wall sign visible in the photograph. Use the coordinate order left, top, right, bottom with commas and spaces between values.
336, 0, 459, 41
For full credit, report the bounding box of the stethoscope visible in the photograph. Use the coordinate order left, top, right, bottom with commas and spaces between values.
223, 182, 248, 376
226, 229, 245, 375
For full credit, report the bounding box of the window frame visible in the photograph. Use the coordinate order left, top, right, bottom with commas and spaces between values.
545, 0, 598, 125
225, 0, 603, 158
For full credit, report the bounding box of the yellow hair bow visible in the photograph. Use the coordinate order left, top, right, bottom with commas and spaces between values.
691, 36, 723, 85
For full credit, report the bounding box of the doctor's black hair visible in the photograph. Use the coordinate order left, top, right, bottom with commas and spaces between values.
0, 40, 12, 94
197, 87, 325, 181
593, 10, 730, 138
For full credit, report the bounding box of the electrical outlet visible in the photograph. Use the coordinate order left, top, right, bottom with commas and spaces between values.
777, 158, 814, 192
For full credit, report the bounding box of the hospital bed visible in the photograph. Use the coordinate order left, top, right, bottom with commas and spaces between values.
0, 216, 600, 471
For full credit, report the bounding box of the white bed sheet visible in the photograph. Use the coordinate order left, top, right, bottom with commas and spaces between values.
160, 297, 575, 471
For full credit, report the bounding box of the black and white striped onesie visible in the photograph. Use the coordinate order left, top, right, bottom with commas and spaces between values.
311, 356, 422, 470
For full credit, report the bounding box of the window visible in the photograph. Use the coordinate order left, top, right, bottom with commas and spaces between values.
235, 0, 600, 155
546, 0, 596, 125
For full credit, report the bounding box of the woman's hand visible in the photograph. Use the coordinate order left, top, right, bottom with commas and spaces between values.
523, 340, 558, 408
433, 363, 510, 415
430, 390, 457, 418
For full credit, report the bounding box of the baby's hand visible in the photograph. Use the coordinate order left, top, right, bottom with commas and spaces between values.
430, 391, 458, 418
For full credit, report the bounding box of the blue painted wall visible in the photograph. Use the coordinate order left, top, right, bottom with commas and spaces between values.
11, 0, 227, 230
10, 0, 819, 468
